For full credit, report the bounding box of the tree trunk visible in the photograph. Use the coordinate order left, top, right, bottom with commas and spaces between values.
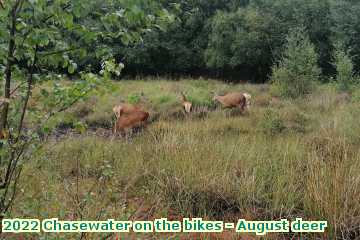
0, 0, 22, 134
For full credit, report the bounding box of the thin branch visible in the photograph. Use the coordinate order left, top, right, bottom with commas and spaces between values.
43, 2, 72, 23
17, 45, 38, 138
0, 143, 25, 190
39, 47, 81, 57
18, 87, 92, 151
0, 141, 26, 214
0, 81, 29, 124
14, 0, 24, 16
56, 93, 89, 113
0, 151, 15, 190
3, 167, 22, 214
10, 81, 27, 97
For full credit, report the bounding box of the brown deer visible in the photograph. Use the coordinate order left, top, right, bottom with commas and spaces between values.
112, 103, 141, 119
213, 92, 252, 113
113, 110, 149, 135
180, 92, 192, 113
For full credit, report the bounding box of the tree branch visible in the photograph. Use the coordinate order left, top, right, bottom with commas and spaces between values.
16, 2, 73, 58
17, 45, 38, 138
0, 142, 25, 190
3, 167, 23, 214
39, 47, 81, 57
45, 2, 72, 22
0, 81, 27, 109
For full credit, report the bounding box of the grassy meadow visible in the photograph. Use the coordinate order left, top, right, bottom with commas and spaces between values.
8, 78, 360, 239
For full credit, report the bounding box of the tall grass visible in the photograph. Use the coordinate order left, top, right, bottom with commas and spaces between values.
11, 79, 360, 239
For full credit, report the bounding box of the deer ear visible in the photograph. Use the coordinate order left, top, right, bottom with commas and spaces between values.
180, 92, 186, 101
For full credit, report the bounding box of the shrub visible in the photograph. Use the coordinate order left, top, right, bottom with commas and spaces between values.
127, 93, 141, 104
284, 108, 310, 133
333, 46, 355, 92
187, 95, 216, 110
156, 95, 173, 104
271, 27, 320, 98
259, 108, 285, 135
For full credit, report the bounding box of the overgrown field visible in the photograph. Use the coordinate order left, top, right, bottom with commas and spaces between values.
9, 78, 360, 239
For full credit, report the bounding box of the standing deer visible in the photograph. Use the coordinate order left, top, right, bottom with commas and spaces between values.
180, 92, 192, 114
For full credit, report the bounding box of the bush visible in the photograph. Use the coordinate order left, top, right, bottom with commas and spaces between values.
187, 95, 216, 110
271, 27, 320, 98
259, 108, 285, 135
127, 93, 141, 104
284, 108, 310, 133
333, 47, 355, 92
156, 95, 174, 104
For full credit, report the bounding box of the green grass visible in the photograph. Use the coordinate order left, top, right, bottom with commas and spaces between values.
9, 78, 360, 239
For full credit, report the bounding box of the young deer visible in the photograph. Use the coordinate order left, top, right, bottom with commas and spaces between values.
180, 92, 192, 113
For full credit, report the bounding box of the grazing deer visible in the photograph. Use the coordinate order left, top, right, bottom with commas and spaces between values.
113, 110, 149, 135
180, 92, 192, 113
213, 92, 252, 113
112, 103, 141, 119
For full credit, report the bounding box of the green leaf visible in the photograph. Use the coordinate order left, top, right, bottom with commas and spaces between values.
63, 14, 74, 29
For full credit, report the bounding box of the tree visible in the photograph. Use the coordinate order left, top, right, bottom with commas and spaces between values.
118, 0, 249, 76
261, 0, 333, 75
205, 7, 281, 81
331, 0, 360, 74
271, 27, 320, 98
66, 0, 360, 81
0, 0, 169, 217
333, 45, 355, 92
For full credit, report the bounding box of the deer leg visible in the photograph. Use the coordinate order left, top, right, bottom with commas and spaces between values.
238, 103, 245, 114
113, 118, 119, 134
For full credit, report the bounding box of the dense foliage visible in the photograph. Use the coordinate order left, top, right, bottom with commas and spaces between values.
3, 0, 359, 82
115, 0, 360, 82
